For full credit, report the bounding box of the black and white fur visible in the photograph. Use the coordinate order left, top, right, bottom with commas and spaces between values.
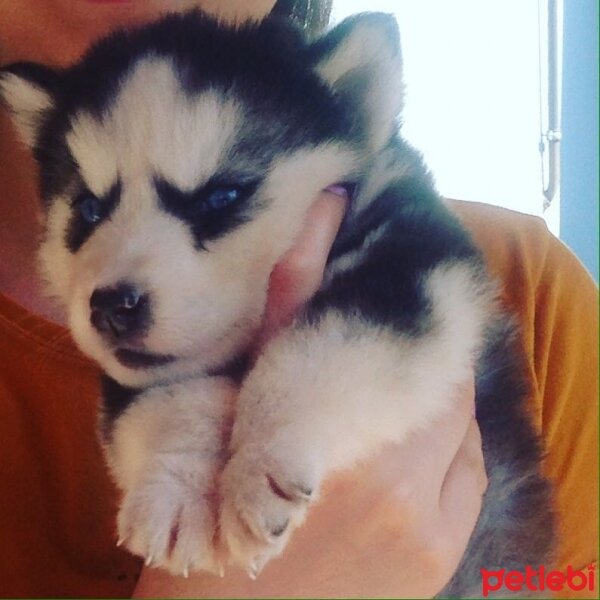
0, 11, 554, 596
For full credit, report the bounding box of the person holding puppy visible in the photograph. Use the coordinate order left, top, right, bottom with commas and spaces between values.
0, 0, 596, 598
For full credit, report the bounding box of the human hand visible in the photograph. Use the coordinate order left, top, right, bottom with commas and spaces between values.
241, 378, 484, 599
133, 188, 487, 598
251, 185, 349, 354
134, 382, 485, 598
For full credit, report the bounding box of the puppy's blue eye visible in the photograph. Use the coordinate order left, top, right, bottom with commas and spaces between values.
204, 187, 241, 210
77, 192, 103, 224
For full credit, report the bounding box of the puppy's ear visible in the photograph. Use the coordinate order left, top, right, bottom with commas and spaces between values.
311, 12, 403, 150
0, 62, 61, 148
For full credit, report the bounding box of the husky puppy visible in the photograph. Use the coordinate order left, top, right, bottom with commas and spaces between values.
0, 11, 553, 596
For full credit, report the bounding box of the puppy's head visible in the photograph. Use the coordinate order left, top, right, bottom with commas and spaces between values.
0, 11, 403, 387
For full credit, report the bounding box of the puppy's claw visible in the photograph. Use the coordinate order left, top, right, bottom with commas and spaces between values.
182, 566, 189, 579
116, 538, 125, 547
219, 565, 225, 578
298, 486, 313, 500
247, 557, 267, 580
145, 555, 154, 567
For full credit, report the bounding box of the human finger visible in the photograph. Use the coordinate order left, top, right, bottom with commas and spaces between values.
255, 188, 347, 350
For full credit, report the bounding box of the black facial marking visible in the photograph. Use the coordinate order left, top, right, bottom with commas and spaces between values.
100, 376, 142, 441
3, 11, 362, 215
66, 180, 121, 252
154, 176, 261, 248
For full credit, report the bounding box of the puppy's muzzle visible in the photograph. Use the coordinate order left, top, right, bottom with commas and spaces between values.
90, 283, 149, 340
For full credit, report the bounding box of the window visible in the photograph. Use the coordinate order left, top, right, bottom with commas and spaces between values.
331, 0, 561, 235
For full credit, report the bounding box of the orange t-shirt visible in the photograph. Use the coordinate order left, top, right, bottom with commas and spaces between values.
0, 200, 597, 598
452, 201, 599, 590
0, 293, 142, 597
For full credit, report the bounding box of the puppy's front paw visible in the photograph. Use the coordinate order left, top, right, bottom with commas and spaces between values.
118, 472, 220, 577
220, 447, 318, 576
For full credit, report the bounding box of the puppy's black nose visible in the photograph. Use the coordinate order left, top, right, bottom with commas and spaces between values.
90, 284, 148, 339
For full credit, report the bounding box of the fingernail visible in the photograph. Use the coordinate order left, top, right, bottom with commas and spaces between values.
324, 184, 348, 198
